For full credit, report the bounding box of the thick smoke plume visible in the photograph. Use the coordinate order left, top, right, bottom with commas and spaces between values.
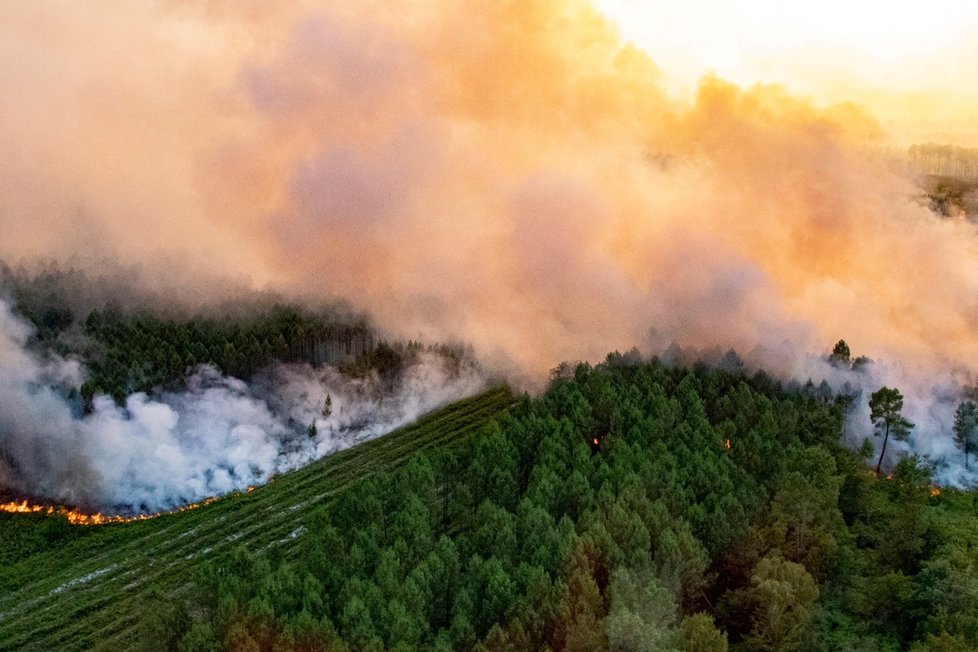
2, 2, 978, 486
0, 300, 484, 512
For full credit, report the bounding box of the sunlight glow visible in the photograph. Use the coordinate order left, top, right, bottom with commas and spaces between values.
593, 0, 978, 145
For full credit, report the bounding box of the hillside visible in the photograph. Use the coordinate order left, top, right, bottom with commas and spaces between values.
5, 358, 976, 651
0, 387, 516, 651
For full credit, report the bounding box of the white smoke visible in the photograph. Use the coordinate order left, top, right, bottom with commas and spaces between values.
655, 340, 977, 486
788, 352, 975, 486
0, 300, 486, 513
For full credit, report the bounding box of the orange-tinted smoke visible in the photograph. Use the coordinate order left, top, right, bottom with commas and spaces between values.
1, 0, 976, 384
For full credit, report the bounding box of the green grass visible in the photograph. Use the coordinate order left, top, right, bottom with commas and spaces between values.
0, 386, 515, 652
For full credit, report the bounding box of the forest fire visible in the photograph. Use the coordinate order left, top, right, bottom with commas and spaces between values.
872, 474, 944, 497
0, 496, 221, 526
725, 439, 732, 449
590, 436, 602, 455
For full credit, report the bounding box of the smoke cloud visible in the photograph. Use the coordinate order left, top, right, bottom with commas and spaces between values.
2, 1, 978, 486
0, 300, 485, 511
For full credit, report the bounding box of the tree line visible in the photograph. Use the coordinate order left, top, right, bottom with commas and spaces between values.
910, 143, 978, 181
79, 306, 373, 405
0, 263, 477, 408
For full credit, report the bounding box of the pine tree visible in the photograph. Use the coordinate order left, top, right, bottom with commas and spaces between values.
869, 387, 913, 475
829, 340, 851, 368
953, 400, 978, 469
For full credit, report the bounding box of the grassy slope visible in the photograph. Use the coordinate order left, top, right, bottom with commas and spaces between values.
0, 386, 515, 652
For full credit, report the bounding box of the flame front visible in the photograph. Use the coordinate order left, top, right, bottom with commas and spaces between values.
0, 496, 222, 526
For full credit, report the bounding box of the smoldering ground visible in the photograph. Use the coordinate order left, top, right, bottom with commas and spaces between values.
2, 1, 978, 492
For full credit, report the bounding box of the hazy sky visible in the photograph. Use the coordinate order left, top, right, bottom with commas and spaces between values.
595, 0, 978, 146
2, 0, 978, 382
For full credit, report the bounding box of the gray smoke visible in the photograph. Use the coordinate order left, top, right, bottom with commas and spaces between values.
0, 299, 485, 513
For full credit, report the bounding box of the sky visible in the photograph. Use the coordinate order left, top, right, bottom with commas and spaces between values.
595, 0, 978, 146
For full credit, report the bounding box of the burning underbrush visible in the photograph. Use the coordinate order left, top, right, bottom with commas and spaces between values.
0, 484, 258, 525
0, 299, 488, 515
0, 497, 219, 526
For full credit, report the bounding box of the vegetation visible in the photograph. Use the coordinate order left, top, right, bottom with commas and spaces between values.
953, 401, 977, 470
910, 143, 978, 181
909, 144, 978, 217
1, 264, 475, 408
0, 387, 516, 651
828, 340, 851, 368
869, 387, 914, 475
5, 356, 975, 650
79, 306, 370, 404
3, 270, 977, 650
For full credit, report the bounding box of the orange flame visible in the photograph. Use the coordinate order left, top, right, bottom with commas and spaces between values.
0, 495, 222, 526
930, 486, 942, 497
592, 437, 600, 446
725, 439, 732, 449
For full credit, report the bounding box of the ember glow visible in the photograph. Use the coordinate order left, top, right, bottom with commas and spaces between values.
0, 497, 218, 526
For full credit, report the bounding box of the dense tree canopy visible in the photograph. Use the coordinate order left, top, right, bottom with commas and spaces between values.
124, 356, 973, 651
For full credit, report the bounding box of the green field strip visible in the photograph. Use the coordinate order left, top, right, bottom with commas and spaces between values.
0, 387, 514, 652
1, 388, 509, 603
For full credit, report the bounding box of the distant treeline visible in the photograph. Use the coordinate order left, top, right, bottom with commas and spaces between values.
0, 263, 473, 407
80, 307, 374, 404
144, 356, 976, 651
910, 143, 978, 181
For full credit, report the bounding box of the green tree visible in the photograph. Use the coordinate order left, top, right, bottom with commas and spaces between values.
681, 613, 728, 652
556, 541, 609, 652
765, 447, 844, 575
741, 555, 819, 652
829, 340, 851, 367
852, 355, 873, 373
606, 566, 680, 652
654, 525, 709, 606
339, 594, 381, 651
911, 633, 973, 652
474, 557, 515, 635
869, 387, 913, 475
952, 400, 978, 469
177, 622, 220, 652
137, 587, 190, 651
834, 382, 856, 437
